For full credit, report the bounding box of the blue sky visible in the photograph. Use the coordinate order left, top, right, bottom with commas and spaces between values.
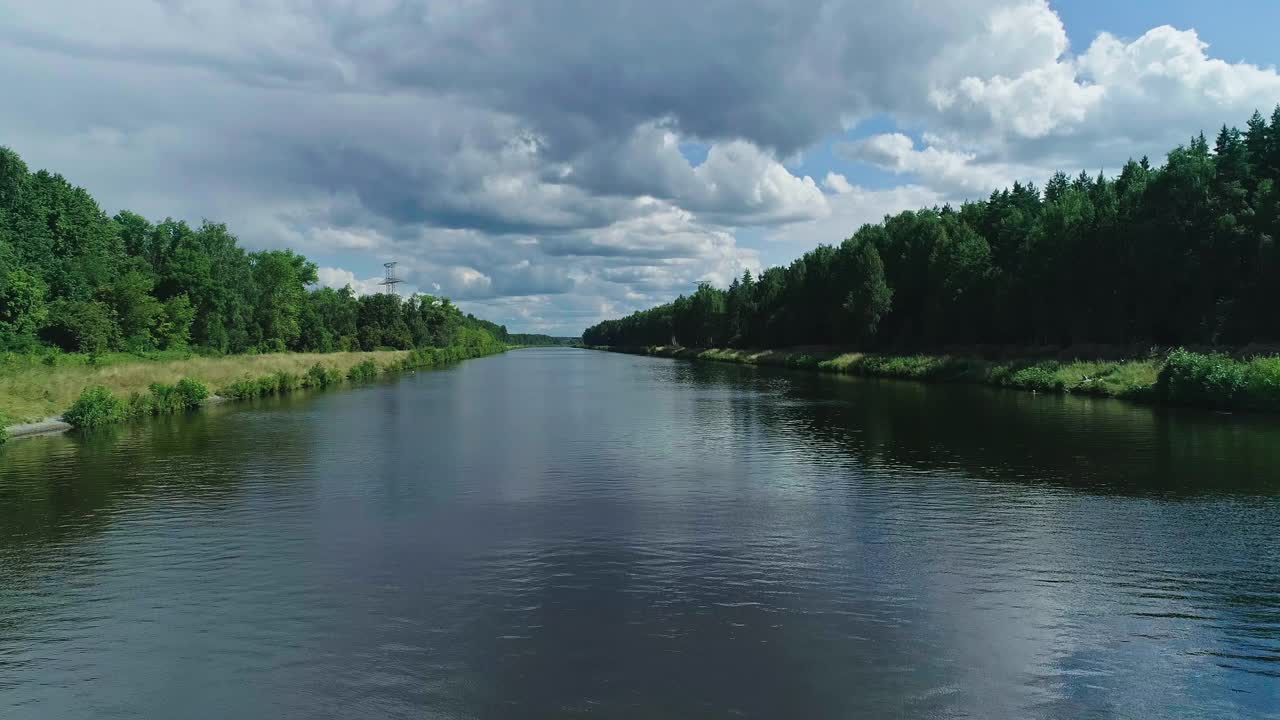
3, 1, 1280, 334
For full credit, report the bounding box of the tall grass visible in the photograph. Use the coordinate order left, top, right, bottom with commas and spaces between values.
1156, 348, 1280, 411
65, 378, 212, 429
0, 350, 411, 422
63, 386, 128, 429
614, 345, 1185, 407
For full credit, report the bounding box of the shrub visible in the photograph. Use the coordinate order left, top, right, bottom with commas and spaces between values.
1242, 356, 1280, 411
175, 377, 210, 407
221, 371, 311, 399
272, 371, 302, 393
1008, 365, 1063, 392
305, 363, 343, 388
127, 391, 157, 417
1157, 348, 1246, 409
347, 359, 379, 382
64, 386, 127, 429
221, 375, 275, 399
0, 414, 8, 445
148, 382, 185, 414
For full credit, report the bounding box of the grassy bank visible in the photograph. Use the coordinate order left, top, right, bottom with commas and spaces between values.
1, 342, 506, 437
599, 345, 1280, 413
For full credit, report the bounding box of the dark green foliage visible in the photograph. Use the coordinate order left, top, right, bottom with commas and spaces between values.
506, 334, 578, 346
1157, 349, 1247, 409
0, 146, 510, 356
66, 377, 209, 427
842, 240, 893, 342
585, 107, 1280, 354
1007, 366, 1065, 393
0, 414, 8, 444
305, 363, 344, 388
42, 299, 119, 354
176, 378, 210, 407
219, 376, 278, 400
0, 267, 48, 342
147, 382, 187, 414
346, 359, 379, 383
64, 386, 127, 428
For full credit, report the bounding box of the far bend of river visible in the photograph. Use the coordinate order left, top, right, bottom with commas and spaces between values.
2, 348, 1279, 719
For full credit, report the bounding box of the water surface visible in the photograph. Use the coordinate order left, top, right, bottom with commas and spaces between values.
2, 348, 1278, 718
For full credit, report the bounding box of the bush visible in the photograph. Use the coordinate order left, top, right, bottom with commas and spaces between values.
272, 371, 302, 393
347, 359, 379, 382
1008, 365, 1064, 392
1242, 356, 1280, 411
221, 375, 278, 399
305, 363, 343, 388
127, 391, 157, 417
175, 377, 210, 407
220, 371, 309, 399
147, 382, 185, 414
1157, 349, 1246, 409
0, 414, 8, 445
145, 378, 210, 414
64, 386, 127, 429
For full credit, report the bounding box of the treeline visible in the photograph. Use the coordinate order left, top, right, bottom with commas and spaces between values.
586, 108, 1280, 351
0, 147, 517, 356
508, 334, 580, 346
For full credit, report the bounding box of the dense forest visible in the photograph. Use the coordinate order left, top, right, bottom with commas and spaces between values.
585, 108, 1280, 351
507, 334, 580, 346
0, 147, 522, 356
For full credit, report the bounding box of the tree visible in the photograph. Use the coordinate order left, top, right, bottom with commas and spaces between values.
249, 249, 317, 351
98, 264, 163, 349
840, 240, 892, 343
0, 266, 48, 344
42, 299, 119, 354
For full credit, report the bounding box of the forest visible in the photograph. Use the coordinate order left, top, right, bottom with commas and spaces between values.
0, 146, 518, 357
585, 108, 1280, 352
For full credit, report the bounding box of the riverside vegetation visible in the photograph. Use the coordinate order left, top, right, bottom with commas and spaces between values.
0, 146, 522, 440
586, 108, 1280, 412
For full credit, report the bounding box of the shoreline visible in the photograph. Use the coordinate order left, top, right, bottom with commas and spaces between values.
594, 345, 1280, 414
2, 345, 507, 443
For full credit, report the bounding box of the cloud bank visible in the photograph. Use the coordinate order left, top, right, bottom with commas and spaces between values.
2, 1, 1279, 333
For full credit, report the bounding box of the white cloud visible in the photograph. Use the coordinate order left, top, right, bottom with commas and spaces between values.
5, 0, 1280, 334
838, 133, 1035, 196
823, 172, 854, 195
765, 183, 949, 247
316, 267, 390, 296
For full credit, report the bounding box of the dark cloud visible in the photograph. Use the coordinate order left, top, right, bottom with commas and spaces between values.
4, 1, 1278, 334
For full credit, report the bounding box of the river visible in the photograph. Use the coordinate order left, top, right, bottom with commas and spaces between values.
1, 348, 1278, 718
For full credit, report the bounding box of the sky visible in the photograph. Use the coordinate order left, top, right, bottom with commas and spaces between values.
3, 1, 1280, 336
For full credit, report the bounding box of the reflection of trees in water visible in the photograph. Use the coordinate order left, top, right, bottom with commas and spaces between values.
657, 358, 1280, 496
0, 394, 317, 559
657, 356, 1280, 698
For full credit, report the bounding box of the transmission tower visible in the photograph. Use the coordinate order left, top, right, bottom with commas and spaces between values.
379, 261, 403, 296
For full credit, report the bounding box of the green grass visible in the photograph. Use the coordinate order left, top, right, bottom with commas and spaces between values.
2, 339, 508, 435
607, 345, 1273, 411
63, 386, 128, 429
64, 378, 213, 429
0, 349, 413, 423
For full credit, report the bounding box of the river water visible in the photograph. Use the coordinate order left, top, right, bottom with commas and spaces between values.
1, 348, 1278, 718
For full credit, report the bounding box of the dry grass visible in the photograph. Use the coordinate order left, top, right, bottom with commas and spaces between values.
0, 351, 409, 423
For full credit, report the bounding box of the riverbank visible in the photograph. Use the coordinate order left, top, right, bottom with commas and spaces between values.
1, 343, 507, 441
596, 345, 1280, 413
